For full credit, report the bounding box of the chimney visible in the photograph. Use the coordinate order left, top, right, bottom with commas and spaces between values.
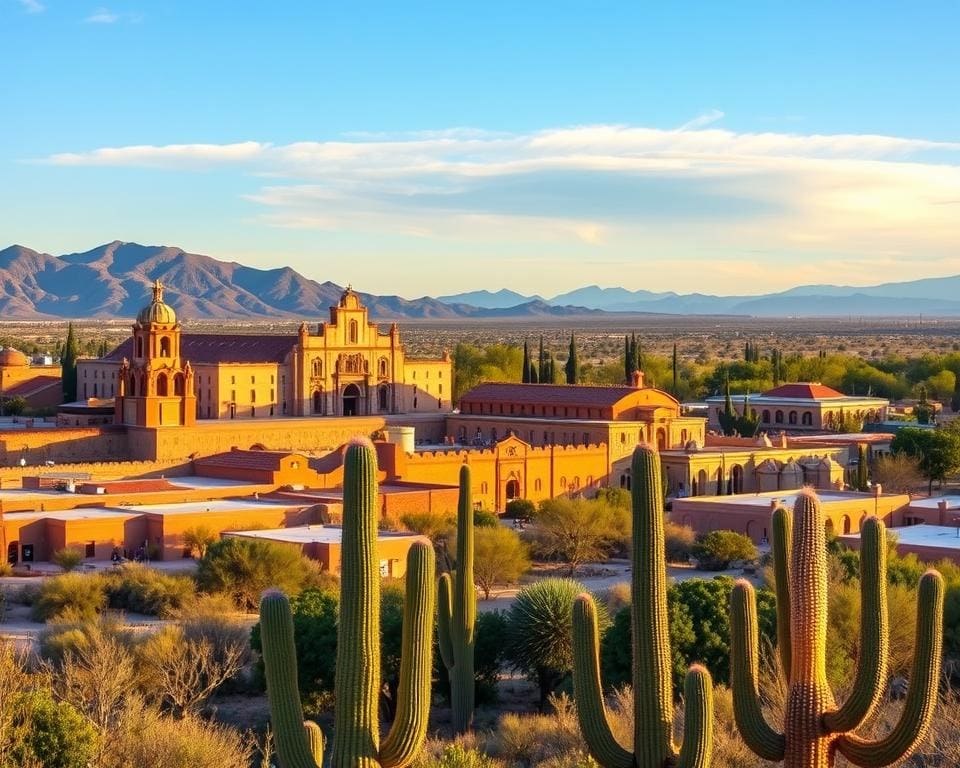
631, 370, 645, 389
938, 500, 948, 523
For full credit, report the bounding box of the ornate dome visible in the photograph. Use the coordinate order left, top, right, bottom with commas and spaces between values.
0, 347, 28, 367
137, 279, 177, 325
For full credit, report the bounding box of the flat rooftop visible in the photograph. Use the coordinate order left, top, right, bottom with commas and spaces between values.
3, 507, 136, 522
224, 525, 426, 545
906, 495, 960, 511
842, 524, 960, 551
675, 490, 899, 508
119, 498, 305, 516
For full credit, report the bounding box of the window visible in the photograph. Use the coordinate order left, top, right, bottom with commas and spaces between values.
160, 337, 171, 357
775, 410, 784, 424
251, 375, 255, 384
802, 412, 813, 426
789, 411, 798, 425
85, 541, 95, 558
231, 376, 236, 385
251, 390, 256, 403
762, 410, 770, 423
349, 319, 358, 343
312, 358, 322, 377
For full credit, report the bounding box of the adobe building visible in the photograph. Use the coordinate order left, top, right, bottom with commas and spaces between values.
222, 527, 428, 578
671, 487, 910, 545
77, 281, 452, 421
0, 348, 62, 411
705, 383, 888, 433
840, 522, 960, 565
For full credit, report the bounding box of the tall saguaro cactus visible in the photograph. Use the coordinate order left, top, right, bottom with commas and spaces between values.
259, 438, 436, 768
438, 464, 477, 733
571, 444, 713, 768
730, 489, 943, 768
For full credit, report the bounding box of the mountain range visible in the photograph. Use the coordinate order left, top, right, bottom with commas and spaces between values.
0, 241, 956, 319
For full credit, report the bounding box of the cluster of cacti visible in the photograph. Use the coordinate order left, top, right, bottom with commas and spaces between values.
571, 444, 713, 768
438, 464, 477, 734
259, 438, 435, 768
730, 490, 943, 768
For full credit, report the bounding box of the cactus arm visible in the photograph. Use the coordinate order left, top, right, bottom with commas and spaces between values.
836, 570, 944, 768
437, 572, 454, 670
259, 590, 323, 768
771, 505, 792, 681
332, 440, 381, 768
380, 541, 436, 768
823, 517, 888, 734
304, 722, 325, 765
729, 580, 786, 761
571, 594, 633, 768
676, 664, 714, 768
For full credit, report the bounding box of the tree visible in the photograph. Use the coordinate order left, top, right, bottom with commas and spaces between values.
181, 526, 217, 559
195, 537, 311, 611
717, 377, 760, 437
565, 334, 578, 384
871, 452, 923, 494
52, 547, 85, 573
506, 578, 607, 709
527, 497, 621, 575
915, 384, 933, 424
13, 690, 99, 768
538, 336, 546, 386
671, 343, 678, 394
855, 443, 869, 492
952, 374, 960, 413
61, 322, 79, 403
473, 526, 530, 600
2, 396, 26, 416
891, 426, 960, 493
691, 530, 758, 570
521, 340, 531, 384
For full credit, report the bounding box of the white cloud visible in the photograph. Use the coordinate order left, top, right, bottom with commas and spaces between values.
17, 0, 44, 13
39, 125, 960, 294
677, 109, 725, 131
85, 6, 119, 23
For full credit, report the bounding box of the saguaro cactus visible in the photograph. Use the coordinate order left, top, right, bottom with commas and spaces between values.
438, 464, 477, 733
259, 438, 436, 768
730, 489, 943, 768
571, 444, 713, 768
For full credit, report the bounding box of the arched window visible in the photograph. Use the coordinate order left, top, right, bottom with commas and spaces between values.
349, 320, 358, 343
312, 358, 322, 377
129, 373, 137, 397
788, 411, 798, 425
174, 373, 185, 396
534, 478, 542, 492
801, 412, 812, 426
775, 410, 784, 423
378, 358, 388, 377
156, 373, 168, 397
159, 337, 171, 357
136, 337, 144, 358
762, 410, 770, 423
378, 385, 389, 411
312, 389, 324, 415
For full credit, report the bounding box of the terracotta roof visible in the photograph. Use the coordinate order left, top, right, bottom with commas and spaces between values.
761, 383, 846, 400
79, 479, 182, 494
460, 382, 647, 409
3, 375, 61, 397
105, 334, 297, 365
195, 450, 299, 471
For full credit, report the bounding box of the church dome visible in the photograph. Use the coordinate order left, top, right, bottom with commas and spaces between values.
137, 279, 177, 325
0, 348, 28, 367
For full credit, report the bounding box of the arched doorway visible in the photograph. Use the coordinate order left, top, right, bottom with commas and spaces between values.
378, 385, 389, 412
312, 389, 324, 415
342, 383, 361, 416
656, 428, 667, 451
7, 541, 18, 565
505, 479, 520, 500
731, 465, 744, 494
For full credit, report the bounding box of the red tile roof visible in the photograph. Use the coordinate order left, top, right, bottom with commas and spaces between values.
80, 479, 182, 494
195, 450, 296, 471
460, 382, 643, 409
105, 334, 297, 365
761, 383, 846, 399
2, 375, 61, 397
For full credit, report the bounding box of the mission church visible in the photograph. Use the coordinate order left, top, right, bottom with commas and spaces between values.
77, 281, 452, 427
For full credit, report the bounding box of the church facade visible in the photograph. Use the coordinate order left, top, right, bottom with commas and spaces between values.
76, 283, 452, 426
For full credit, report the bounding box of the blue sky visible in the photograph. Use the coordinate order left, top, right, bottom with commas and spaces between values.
4, 1, 960, 297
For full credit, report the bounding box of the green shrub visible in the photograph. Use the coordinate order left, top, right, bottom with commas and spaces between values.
473, 509, 500, 527
473, 525, 530, 600
31, 573, 107, 623
52, 548, 85, 573
13, 690, 99, 768
196, 537, 311, 611
436, 609, 508, 706
103, 563, 196, 617
691, 530, 758, 570
418, 743, 504, 768
504, 499, 535, 519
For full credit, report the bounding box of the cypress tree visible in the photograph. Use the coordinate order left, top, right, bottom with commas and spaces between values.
521, 340, 531, 384
565, 334, 578, 385
856, 443, 869, 492
538, 336, 546, 384
672, 343, 678, 394
636, 337, 643, 372
624, 335, 632, 383
952, 375, 960, 413
530, 362, 539, 384
61, 322, 79, 403
547, 353, 557, 383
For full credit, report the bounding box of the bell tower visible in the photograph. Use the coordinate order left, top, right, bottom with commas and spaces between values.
115, 279, 196, 427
